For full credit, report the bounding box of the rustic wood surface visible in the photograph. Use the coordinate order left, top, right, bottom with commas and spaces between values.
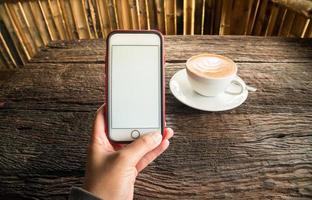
0, 36, 312, 200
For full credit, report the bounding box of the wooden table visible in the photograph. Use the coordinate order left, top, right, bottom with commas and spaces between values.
0, 36, 311, 199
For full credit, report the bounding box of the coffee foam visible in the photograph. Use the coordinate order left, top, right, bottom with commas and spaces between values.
186, 54, 236, 78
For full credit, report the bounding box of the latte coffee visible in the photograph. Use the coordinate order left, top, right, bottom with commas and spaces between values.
186, 54, 236, 78
186, 54, 242, 97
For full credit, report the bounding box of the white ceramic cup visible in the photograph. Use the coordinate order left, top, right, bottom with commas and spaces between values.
186, 54, 244, 97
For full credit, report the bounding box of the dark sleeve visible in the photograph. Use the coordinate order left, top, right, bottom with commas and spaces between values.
69, 187, 102, 200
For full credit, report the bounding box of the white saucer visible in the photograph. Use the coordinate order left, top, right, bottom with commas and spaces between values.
169, 69, 248, 111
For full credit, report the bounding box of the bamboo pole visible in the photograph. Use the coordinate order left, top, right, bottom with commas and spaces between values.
48, 0, 68, 40
164, 0, 176, 34
268, 6, 286, 36
86, 0, 99, 38
289, 14, 308, 38
278, 9, 296, 36
277, 7, 288, 36
202, 0, 213, 34
29, 0, 51, 45
40, 0, 60, 40
183, 0, 195, 35
136, 0, 141, 29
109, 0, 119, 29
230, 0, 254, 35
193, 0, 204, 35
21, 1, 44, 49
82, 0, 93, 38
183, 0, 188, 35
155, 0, 165, 33
115, 0, 132, 29
243, 0, 254, 35
70, 0, 92, 39
121, 0, 131, 29
0, 31, 17, 68
147, 0, 157, 30
59, 0, 78, 39
128, 0, 139, 29
18, 1, 41, 51
37, 0, 55, 40
115, 0, 123, 28
301, 19, 310, 38
304, 20, 312, 38
213, 0, 222, 35
253, 0, 269, 35
174, 0, 182, 34
137, 0, 149, 30
200, 0, 206, 35
18, 2, 39, 51
219, 0, 233, 35
97, 0, 112, 37
1, 4, 27, 64
3, 3, 31, 62
265, 4, 280, 36
94, 0, 105, 38
56, 0, 70, 39
210, 0, 216, 34
0, 18, 23, 67
247, 0, 261, 35
7, 2, 37, 56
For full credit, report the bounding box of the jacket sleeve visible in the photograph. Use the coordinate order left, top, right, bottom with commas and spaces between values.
69, 187, 102, 200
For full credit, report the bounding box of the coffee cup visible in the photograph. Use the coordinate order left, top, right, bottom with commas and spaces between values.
186, 53, 244, 97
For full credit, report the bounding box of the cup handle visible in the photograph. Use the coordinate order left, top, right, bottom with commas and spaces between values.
225, 80, 244, 95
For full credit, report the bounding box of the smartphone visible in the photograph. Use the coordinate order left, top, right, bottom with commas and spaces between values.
105, 30, 165, 143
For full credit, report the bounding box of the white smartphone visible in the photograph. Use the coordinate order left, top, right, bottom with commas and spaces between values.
105, 30, 165, 143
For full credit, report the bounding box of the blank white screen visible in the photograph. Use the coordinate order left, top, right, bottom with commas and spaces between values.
111, 45, 160, 128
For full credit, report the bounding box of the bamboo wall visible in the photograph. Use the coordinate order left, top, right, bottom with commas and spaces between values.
1, 0, 311, 70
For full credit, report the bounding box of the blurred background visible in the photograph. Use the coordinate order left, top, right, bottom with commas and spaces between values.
1, 0, 311, 70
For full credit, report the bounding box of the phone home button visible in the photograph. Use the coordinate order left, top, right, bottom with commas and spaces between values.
131, 130, 140, 139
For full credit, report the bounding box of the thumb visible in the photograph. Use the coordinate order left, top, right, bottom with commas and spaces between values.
122, 131, 162, 165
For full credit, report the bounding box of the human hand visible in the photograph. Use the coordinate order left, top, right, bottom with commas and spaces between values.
83, 104, 174, 200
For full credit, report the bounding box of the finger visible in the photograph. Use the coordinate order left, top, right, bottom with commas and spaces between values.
121, 127, 173, 150
136, 128, 173, 172
91, 104, 113, 151
122, 128, 173, 147
136, 139, 169, 172
122, 131, 162, 165
163, 128, 174, 141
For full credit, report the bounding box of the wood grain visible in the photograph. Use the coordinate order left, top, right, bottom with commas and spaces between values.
0, 36, 311, 199
31, 36, 312, 63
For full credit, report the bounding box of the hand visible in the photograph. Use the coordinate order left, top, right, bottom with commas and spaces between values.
83, 104, 174, 200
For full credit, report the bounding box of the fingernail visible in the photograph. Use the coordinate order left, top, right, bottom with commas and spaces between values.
152, 131, 162, 143
166, 127, 173, 133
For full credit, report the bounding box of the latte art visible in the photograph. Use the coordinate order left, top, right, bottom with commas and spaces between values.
192, 57, 222, 72
186, 54, 236, 78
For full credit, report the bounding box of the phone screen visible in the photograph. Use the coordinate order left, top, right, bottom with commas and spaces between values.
110, 45, 160, 129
